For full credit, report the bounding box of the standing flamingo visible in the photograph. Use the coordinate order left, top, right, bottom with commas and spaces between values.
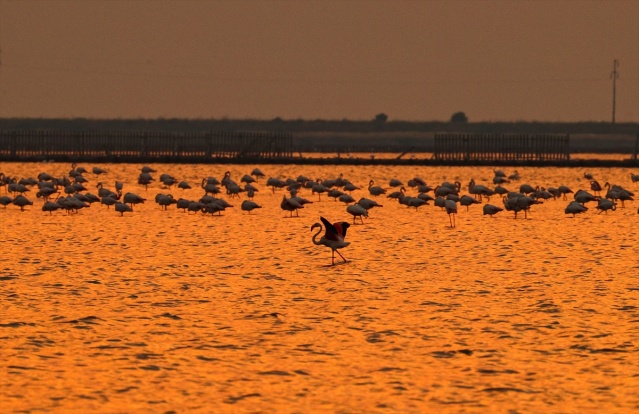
311, 216, 351, 265
444, 199, 457, 228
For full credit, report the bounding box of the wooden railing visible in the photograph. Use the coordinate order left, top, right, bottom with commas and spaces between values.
433, 133, 570, 161
0, 130, 294, 161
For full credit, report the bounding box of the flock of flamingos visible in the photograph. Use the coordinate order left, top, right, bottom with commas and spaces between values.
1, 164, 638, 265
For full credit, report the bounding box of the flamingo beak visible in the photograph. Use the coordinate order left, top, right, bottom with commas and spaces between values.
310, 223, 320, 231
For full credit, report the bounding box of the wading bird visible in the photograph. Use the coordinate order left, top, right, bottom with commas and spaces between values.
311, 216, 351, 265
444, 199, 457, 228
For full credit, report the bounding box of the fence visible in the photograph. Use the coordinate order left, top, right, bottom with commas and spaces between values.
433, 133, 570, 162
0, 130, 294, 161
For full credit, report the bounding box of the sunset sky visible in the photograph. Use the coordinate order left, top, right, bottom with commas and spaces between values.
0, 0, 637, 122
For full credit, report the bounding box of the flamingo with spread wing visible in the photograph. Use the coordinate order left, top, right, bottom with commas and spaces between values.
311, 216, 351, 265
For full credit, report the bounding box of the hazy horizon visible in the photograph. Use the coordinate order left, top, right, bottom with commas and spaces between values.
0, 1, 637, 123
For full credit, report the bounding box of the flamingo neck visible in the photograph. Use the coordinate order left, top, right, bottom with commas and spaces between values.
311, 225, 323, 245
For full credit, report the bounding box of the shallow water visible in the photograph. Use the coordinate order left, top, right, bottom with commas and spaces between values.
1, 162, 638, 413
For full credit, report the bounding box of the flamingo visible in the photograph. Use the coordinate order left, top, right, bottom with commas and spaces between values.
434, 183, 459, 197
368, 180, 386, 196
36, 187, 59, 202
280, 195, 304, 217
494, 185, 509, 196
311, 181, 328, 201
343, 182, 360, 193
565, 201, 588, 217
92, 166, 107, 177
241, 174, 256, 184
590, 180, 602, 197
409, 177, 426, 187
387, 187, 405, 200
327, 188, 345, 201
0, 195, 13, 207
596, 198, 616, 214
100, 195, 118, 208
338, 194, 356, 204
574, 189, 598, 205
311, 216, 351, 265
399, 195, 421, 210
519, 184, 535, 195
346, 204, 368, 224
12, 195, 33, 211
444, 199, 457, 228
0, 173, 12, 193
503, 194, 539, 219
42, 201, 60, 215
155, 194, 177, 210
138, 173, 155, 190
357, 197, 383, 211
123, 192, 146, 210
160, 174, 178, 188
176, 198, 191, 212
201, 178, 220, 197
459, 194, 481, 211
557, 185, 573, 200
266, 177, 286, 193
71, 163, 88, 175
483, 204, 503, 217
241, 200, 262, 214
468, 179, 493, 201
251, 168, 265, 181
115, 202, 133, 216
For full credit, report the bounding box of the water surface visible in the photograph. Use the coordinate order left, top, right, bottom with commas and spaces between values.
1, 162, 638, 413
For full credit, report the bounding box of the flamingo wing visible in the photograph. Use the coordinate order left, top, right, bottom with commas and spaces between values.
320, 216, 341, 241
332, 221, 350, 239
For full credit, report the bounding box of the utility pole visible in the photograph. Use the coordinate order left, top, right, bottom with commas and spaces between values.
611, 59, 619, 124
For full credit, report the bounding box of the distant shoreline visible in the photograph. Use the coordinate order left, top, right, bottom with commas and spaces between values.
2, 154, 637, 168
1, 117, 637, 155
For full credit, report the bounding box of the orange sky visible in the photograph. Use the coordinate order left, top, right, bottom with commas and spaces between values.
0, 0, 637, 122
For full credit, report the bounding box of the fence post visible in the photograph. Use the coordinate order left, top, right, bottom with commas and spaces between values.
11, 131, 16, 157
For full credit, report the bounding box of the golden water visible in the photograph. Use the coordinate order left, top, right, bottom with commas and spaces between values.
1, 162, 638, 413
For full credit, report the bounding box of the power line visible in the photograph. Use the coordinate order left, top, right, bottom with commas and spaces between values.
610, 59, 619, 124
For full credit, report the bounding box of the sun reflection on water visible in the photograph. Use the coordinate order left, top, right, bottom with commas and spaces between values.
1, 161, 638, 413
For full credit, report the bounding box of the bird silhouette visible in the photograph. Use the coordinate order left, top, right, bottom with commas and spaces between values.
482, 204, 503, 217
565, 201, 588, 217
280, 195, 304, 217
444, 199, 457, 228
311, 216, 351, 265
115, 202, 133, 216
241, 200, 262, 214
346, 204, 368, 224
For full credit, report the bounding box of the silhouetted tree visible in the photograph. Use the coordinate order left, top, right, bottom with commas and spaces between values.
373, 113, 388, 130
450, 112, 468, 124
374, 113, 388, 123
